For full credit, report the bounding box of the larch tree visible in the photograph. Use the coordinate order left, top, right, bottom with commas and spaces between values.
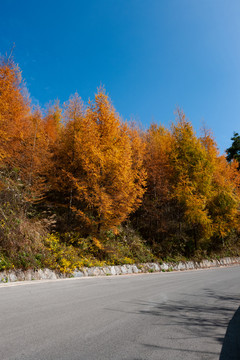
0, 56, 49, 201
44, 101, 63, 146
44, 93, 86, 223
169, 110, 214, 252
132, 123, 174, 249
0, 56, 30, 165
81, 88, 146, 233
201, 129, 240, 246
46, 89, 146, 235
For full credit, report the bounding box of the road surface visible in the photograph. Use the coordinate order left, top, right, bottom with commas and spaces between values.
1, 266, 240, 360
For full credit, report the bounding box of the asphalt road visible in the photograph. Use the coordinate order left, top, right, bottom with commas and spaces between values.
1, 266, 240, 360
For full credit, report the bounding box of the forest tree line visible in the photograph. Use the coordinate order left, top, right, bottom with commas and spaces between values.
0, 56, 240, 272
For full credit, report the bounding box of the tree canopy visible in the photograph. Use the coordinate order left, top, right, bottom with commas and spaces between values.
1, 55, 240, 267
226, 132, 240, 164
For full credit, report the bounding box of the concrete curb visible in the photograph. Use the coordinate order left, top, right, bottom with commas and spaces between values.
0, 256, 239, 283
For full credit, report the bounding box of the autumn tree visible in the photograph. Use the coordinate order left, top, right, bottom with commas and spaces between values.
44, 93, 86, 229
46, 89, 146, 235
201, 129, 240, 248
131, 123, 174, 253
44, 101, 63, 146
0, 55, 30, 165
135, 112, 215, 256
168, 110, 216, 253
0, 57, 45, 194
0, 56, 50, 258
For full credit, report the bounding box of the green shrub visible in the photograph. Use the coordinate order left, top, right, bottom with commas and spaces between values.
0, 253, 13, 271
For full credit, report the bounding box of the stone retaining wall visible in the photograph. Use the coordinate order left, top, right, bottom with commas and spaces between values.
0, 257, 240, 283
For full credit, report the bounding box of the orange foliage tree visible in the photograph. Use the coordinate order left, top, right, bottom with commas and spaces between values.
0, 56, 30, 164
44, 101, 62, 146
132, 123, 174, 250
46, 89, 146, 235
0, 56, 51, 203
1, 54, 239, 259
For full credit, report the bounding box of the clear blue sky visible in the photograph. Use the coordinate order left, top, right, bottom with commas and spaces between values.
1, 0, 240, 153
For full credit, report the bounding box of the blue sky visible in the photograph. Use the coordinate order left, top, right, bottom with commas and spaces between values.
1, 0, 240, 153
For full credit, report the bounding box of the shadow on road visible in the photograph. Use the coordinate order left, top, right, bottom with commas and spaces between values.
106, 289, 240, 358
219, 306, 240, 360
137, 290, 239, 346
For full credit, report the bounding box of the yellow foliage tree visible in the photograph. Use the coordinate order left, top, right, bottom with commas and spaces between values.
201, 129, 240, 243
170, 110, 214, 250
